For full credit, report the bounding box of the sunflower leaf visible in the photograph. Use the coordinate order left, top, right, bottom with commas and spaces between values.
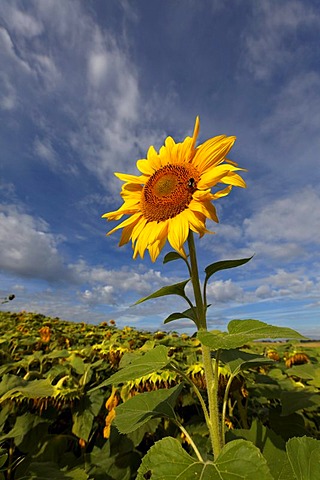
133, 280, 190, 305
286, 436, 320, 480
114, 384, 183, 434
137, 437, 273, 479
198, 319, 306, 351
204, 256, 253, 283
163, 307, 196, 325
88, 345, 170, 390
163, 251, 187, 264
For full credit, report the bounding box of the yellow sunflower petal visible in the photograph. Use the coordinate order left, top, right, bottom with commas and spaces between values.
198, 164, 245, 189
133, 220, 168, 260
147, 145, 158, 159
103, 117, 246, 261
189, 199, 219, 223
102, 195, 141, 220
148, 236, 167, 262
219, 172, 247, 188
131, 217, 148, 244
192, 189, 214, 201
190, 116, 200, 154
106, 213, 142, 236
193, 136, 236, 172
167, 215, 189, 258
136, 159, 155, 175
119, 221, 139, 246
121, 182, 143, 194
115, 172, 147, 184
183, 209, 213, 237
211, 185, 233, 199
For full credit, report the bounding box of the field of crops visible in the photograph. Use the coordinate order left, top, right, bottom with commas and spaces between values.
0, 311, 319, 479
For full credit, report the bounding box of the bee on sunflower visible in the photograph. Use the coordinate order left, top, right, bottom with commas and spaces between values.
102, 117, 246, 262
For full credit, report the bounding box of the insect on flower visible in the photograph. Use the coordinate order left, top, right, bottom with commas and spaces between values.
103, 117, 246, 262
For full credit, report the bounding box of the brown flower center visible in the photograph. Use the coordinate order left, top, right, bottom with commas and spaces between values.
141, 164, 199, 222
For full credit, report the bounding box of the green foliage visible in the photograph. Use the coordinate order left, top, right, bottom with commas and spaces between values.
204, 257, 253, 283
114, 384, 183, 434
137, 437, 273, 479
0, 311, 319, 479
92, 345, 171, 388
286, 436, 320, 480
134, 279, 190, 306
198, 319, 306, 350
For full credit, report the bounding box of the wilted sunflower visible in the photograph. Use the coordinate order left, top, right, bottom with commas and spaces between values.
103, 117, 246, 262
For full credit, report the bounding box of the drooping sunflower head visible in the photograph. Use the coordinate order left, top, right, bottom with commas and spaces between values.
102, 117, 246, 262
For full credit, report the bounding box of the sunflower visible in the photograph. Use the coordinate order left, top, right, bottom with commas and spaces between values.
103, 117, 246, 262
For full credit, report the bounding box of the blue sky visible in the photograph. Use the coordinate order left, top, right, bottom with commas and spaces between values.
1, 0, 320, 337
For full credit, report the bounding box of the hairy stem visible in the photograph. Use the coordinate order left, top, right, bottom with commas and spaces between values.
221, 374, 235, 445
187, 232, 222, 458
172, 418, 204, 462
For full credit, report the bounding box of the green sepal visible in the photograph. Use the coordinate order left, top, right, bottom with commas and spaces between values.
114, 384, 183, 434
204, 256, 253, 283
133, 279, 190, 305
198, 319, 307, 351
163, 251, 187, 264
163, 307, 196, 325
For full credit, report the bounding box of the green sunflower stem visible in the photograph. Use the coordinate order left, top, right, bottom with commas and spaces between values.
187, 231, 206, 329
187, 232, 222, 459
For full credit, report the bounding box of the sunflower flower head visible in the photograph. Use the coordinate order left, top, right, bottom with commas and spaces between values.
102, 117, 246, 262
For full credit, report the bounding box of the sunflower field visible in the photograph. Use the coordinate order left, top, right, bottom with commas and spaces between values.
0, 310, 319, 479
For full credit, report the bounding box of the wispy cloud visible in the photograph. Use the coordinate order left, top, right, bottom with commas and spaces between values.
0, 204, 70, 282
243, 0, 320, 81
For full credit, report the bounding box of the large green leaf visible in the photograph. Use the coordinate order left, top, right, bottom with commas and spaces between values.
287, 364, 320, 388
0, 448, 8, 468
72, 400, 95, 442
87, 435, 139, 480
286, 436, 320, 480
269, 410, 310, 441
137, 437, 273, 479
227, 419, 287, 479
89, 345, 170, 390
114, 384, 183, 434
217, 349, 275, 375
205, 257, 253, 282
25, 462, 89, 480
0, 413, 49, 446
72, 390, 104, 441
198, 319, 306, 350
163, 307, 196, 325
134, 280, 190, 305
0, 378, 55, 402
281, 389, 320, 416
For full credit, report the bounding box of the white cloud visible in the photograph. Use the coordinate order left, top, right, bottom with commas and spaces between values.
0, 26, 32, 73
0, 205, 69, 282
265, 269, 315, 296
33, 136, 58, 168
81, 285, 115, 306
261, 72, 320, 156
255, 284, 272, 299
243, 0, 319, 80
72, 260, 173, 297
206, 279, 244, 304
244, 188, 320, 246
0, 73, 17, 110
10, 7, 44, 38
0, 1, 164, 192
